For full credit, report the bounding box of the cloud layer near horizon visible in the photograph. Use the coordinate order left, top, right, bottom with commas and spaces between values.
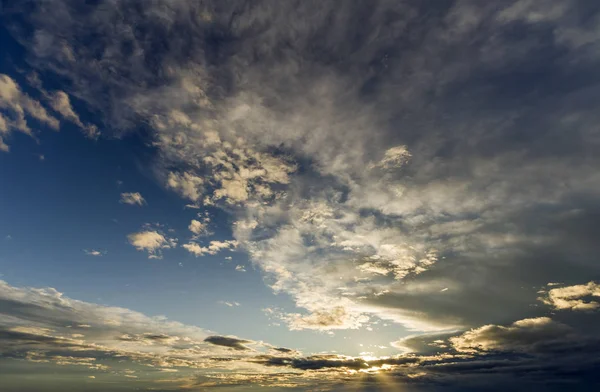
2, 279, 600, 391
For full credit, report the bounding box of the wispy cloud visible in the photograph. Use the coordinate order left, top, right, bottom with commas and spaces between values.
0, 74, 59, 151
183, 240, 237, 257
83, 249, 104, 257
218, 301, 240, 307
48, 91, 98, 138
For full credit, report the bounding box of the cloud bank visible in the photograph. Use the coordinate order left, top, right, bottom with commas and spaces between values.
2, 279, 600, 391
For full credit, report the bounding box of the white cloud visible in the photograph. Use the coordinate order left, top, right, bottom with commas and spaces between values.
0, 74, 59, 151
218, 301, 241, 307
128, 230, 176, 259
235, 265, 246, 272
213, 176, 249, 203
450, 317, 574, 353
49, 91, 98, 138
189, 219, 206, 235
120, 192, 146, 206
540, 281, 600, 311
84, 249, 104, 256
369, 145, 412, 170
166, 172, 204, 202
182, 240, 237, 257
282, 307, 370, 331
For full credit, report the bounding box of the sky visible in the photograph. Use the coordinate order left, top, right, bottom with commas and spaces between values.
1, 0, 600, 391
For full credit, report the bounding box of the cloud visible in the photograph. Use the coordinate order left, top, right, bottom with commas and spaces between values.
188, 212, 212, 238
218, 301, 240, 307
450, 317, 575, 353
203, 336, 252, 351
391, 332, 457, 354
369, 145, 412, 170
49, 91, 98, 138
6, 0, 600, 342
117, 333, 180, 346
282, 306, 370, 331
235, 265, 246, 272
127, 230, 176, 259
0, 74, 59, 151
189, 219, 206, 235
540, 281, 600, 311
166, 172, 204, 202
2, 278, 600, 391
183, 240, 237, 257
253, 354, 372, 371
0, 279, 291, 388
271, 347, 296, 354
0, 136, 9, 153
83, 249, 104, 256
119, 192, 146, 206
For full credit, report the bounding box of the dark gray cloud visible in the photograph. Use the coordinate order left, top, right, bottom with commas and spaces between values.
253, 354, 372, 371
204, 335, 253, 351
271, 347, 295, 353
250, 318, 600, 390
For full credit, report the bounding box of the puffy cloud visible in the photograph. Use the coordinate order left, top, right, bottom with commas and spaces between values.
119, 192, 146, 206
540, 281, 600, 311
188, 211, 212, 238
188, 219, 207, 236
450, 317, 574, 353
166, 172, 204, 202
127, 230, 176, 259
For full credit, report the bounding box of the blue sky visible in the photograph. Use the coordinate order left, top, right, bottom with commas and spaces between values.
1, 1, 600, 391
